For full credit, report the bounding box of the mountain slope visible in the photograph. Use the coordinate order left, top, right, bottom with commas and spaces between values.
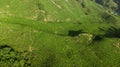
0, 0, 120, 67
37, 0, 120, 22
0, 0, 119, 22
95, 0, 120, 13
37, 0, 104, 22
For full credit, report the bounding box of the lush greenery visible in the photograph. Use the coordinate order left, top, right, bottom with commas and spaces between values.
0, 0, 120, 67
0, 45, 32, 67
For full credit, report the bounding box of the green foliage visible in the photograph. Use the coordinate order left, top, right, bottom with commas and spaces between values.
0, 0, 120, 67
0, 45, 33, 67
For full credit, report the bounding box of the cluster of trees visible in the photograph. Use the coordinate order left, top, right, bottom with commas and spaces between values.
0, 45, 33, 67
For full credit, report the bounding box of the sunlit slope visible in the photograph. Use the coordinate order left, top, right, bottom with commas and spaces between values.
38, 0, 105, 22
0, 0, 105, 22
0, 0, 120, 66
0, 0, 38, 19
0, 17, 120, 66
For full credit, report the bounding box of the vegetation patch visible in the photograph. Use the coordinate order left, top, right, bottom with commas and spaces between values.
0, 45, 33, 67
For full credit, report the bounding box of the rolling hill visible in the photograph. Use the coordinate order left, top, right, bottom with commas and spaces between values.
0, 0, 120, 67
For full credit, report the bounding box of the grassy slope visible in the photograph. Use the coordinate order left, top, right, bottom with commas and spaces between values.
0, 0, 120, 67
38, 0, 105, 22
0, 0, 104, 22
0, 0, 38, 20
1, 17, 120, 67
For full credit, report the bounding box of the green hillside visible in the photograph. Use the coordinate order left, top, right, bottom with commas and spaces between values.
0, 0, 120, 67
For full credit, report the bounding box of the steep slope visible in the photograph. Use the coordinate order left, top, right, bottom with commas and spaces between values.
0, 0, 38, 19
0, 0, 119, 22
0, 0, 109, 21
95, 0, 120, 13
37, 0, 104, 22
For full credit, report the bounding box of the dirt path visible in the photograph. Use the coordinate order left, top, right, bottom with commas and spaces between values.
51, 0, 62, 9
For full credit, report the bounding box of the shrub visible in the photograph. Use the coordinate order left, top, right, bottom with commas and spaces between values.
0, 45, 33, 67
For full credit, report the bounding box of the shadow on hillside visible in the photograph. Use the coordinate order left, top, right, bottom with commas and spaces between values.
89, 34, 104, 45
99, 26, 120, 38
93, 35, 103, 41
68, 30, 84, 37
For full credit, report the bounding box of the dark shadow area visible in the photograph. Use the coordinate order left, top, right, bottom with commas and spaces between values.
90, 35, 104, 45
85, 12, 89, 15
93, 35, 103, 41
0, 45, 14, 52
100, 26, 120, 38
37, 2, 44, 10
76, 21, 82, 25
68, 30, 84, 37
81, 2, 86, 8
76, 0, 86, 8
